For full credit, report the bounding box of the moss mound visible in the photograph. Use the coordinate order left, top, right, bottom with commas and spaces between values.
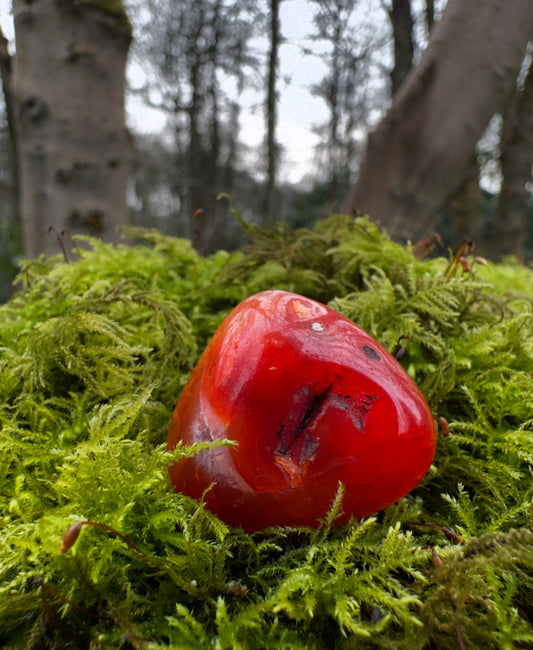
1, 216, 532, 648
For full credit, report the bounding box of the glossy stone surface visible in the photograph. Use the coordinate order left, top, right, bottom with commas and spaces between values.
168, 290, 437, 531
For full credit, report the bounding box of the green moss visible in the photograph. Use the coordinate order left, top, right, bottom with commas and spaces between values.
1, 217, 532, 648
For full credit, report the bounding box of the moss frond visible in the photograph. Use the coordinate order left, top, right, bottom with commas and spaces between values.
1, 217, 533, 648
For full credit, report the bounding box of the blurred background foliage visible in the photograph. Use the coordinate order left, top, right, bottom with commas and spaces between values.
1, 0, 532, 300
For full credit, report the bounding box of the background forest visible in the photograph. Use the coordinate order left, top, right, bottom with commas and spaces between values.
0, 0, 532, 302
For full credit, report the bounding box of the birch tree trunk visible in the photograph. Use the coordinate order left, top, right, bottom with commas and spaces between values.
343, 0, 533, 243
12, 0, 132, 258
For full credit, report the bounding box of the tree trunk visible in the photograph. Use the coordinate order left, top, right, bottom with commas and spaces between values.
265, 0, 281, 225
425, 0, 435, 34
0, 26, 20, 225
343, 0, 533, 244
495, 53, 533, 260
196, 0, 222, 255
12, 0, 132, 258
447, 156, 484, 250
388, 0, 414, 96
186, 7, 207, 247
187, 44, 208, 252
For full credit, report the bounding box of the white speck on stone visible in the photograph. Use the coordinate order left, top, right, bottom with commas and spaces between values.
312, 322, 324, 332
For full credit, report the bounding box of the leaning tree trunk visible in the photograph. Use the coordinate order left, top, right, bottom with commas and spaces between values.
12, 0, 132, 258
344, 0, 533, 244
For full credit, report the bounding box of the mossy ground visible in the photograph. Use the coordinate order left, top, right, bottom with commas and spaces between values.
1, 215, 532, 649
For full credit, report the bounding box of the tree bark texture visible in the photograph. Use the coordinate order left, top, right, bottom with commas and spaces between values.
265, 0, 281, 225
344, 0, 533, 244
447, 155, 483, 250
496, 53, 533, 260
425, 0, 435, 34
0, 25, 20, 224
388, 0, 414, 96
12, 0, 132, 258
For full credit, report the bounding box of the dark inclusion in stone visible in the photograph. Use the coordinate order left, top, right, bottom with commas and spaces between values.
276, 383, 333, 456
363, 345, 381, 361
276, 383, 380, 465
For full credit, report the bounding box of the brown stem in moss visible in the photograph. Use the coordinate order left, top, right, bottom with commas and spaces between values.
39, 577, 100, 620
412, 232, 444, 260
430, 546, 443, 569
59, 520, 145, 556
36, 577, 83, 642
61, 229, 81, 255
438, 416, 450, 437
406, 521, 464, 544
445, 238, 474, 282
46, 226, 69, 262
455, 621, 467, 650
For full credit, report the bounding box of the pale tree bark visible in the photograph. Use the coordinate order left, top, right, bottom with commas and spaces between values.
12, 0, 132, 258
495, 52, 533, 260
344, 0, 533, 244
